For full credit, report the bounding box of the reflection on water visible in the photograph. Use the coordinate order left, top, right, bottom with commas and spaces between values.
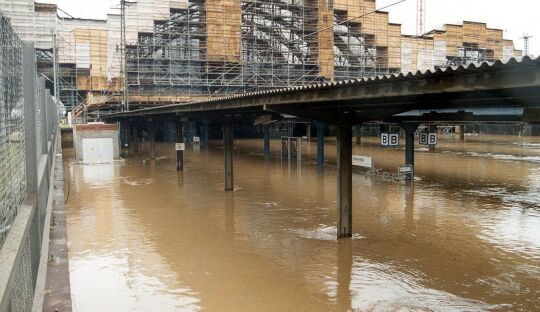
64, 135, 540, 311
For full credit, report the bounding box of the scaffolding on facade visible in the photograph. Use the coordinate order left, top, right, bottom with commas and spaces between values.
123, 0, 401, 103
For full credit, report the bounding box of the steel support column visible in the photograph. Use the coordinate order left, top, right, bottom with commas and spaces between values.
132, 122, 139, 153
176, 120, 184, 171
306, 123, 311, 142
459, 125, 465, 141
402, 123, 419, 180
40, 87, 48, 154
123, 120, 131, 148
203, 121, 209, 147
315, 122, 325, 167
355, 125, 362, 145
223, 123, 234, 191
336, 125, 353, 239
263, 125, 270, 159
149, 119, 156, 160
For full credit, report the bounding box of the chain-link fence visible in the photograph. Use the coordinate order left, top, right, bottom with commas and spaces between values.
0, 12, 62, 312
0, 12, 25, 249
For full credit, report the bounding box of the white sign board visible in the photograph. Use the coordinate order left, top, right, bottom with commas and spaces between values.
389, 134, 399, 146
428, 133, 438, 145
175, 143, 185, 151
419, 133, 438, 145
381, 133, 400, 147
380, 133, 389, 146
399, 165, 413, 173
419, 133, 428, 145
352, 155, 373, 168
193, 136, 200, 143
398, 165, 414, 179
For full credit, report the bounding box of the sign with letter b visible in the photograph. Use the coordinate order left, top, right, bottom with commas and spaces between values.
428, 133, 437, 145
419, 133, 428, 145
380, 133, 389, 146
381, 133, 399, 147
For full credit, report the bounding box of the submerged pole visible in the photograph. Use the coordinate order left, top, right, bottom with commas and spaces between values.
459, 125, 465, 141
203, 121, 209, 147
355, 125, 361, 145
176, 120, 183, 171
132, 121, 139, 153
223, 122, 234, 191
149, 119, 156, 160
336, 125, 353, 239
315, 122, 325, 168
263, 125, 270, 159
402, 123, 419, 181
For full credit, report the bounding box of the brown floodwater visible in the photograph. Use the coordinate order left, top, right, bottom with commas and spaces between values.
64, 135, 540, 311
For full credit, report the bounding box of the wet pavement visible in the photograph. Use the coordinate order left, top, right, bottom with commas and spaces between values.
63, 135, 540, 311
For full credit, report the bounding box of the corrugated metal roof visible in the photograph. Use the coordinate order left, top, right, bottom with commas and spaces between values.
192, 56, 540, 104
106, 55, 540, 117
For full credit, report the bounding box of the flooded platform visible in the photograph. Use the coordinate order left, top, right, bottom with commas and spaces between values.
63, 136, 540, 311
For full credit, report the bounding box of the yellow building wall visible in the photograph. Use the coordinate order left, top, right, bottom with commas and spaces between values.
318, 0, 334, 78
205, 0, 242, 62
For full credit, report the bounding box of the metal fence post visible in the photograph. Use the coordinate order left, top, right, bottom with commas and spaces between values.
46, 94, 52, 141
40, 79, 48, 155
23, 42, 38, 193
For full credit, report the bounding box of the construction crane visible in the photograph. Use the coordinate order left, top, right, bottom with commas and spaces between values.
521, 34, 532, 57
417, 0, 426, 36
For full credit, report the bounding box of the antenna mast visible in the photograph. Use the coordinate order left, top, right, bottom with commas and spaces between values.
120, 0, 129, 111
416, 0, 426, 36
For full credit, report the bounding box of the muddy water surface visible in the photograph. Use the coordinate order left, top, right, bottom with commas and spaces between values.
64, 135, 540, 311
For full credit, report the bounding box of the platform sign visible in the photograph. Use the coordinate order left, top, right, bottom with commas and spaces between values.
419, 133, 428, 145
381, 133, 399, 147
398, 165, 414, 180
389, 134, 399, 146
399, 165, 413, 173
419, 133, 438, 145
380, 133, 389, 146
175, 143, 185, 151
428, 133, 438, 145
193, 136, 201, 150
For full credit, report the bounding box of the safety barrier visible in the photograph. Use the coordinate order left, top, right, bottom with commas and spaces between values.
0, 13, 61, 312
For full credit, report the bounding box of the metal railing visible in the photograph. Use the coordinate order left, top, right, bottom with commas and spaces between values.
0, 13, 61, 312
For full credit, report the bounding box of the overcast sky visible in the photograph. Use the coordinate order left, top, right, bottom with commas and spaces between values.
41, 0, 539, 56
